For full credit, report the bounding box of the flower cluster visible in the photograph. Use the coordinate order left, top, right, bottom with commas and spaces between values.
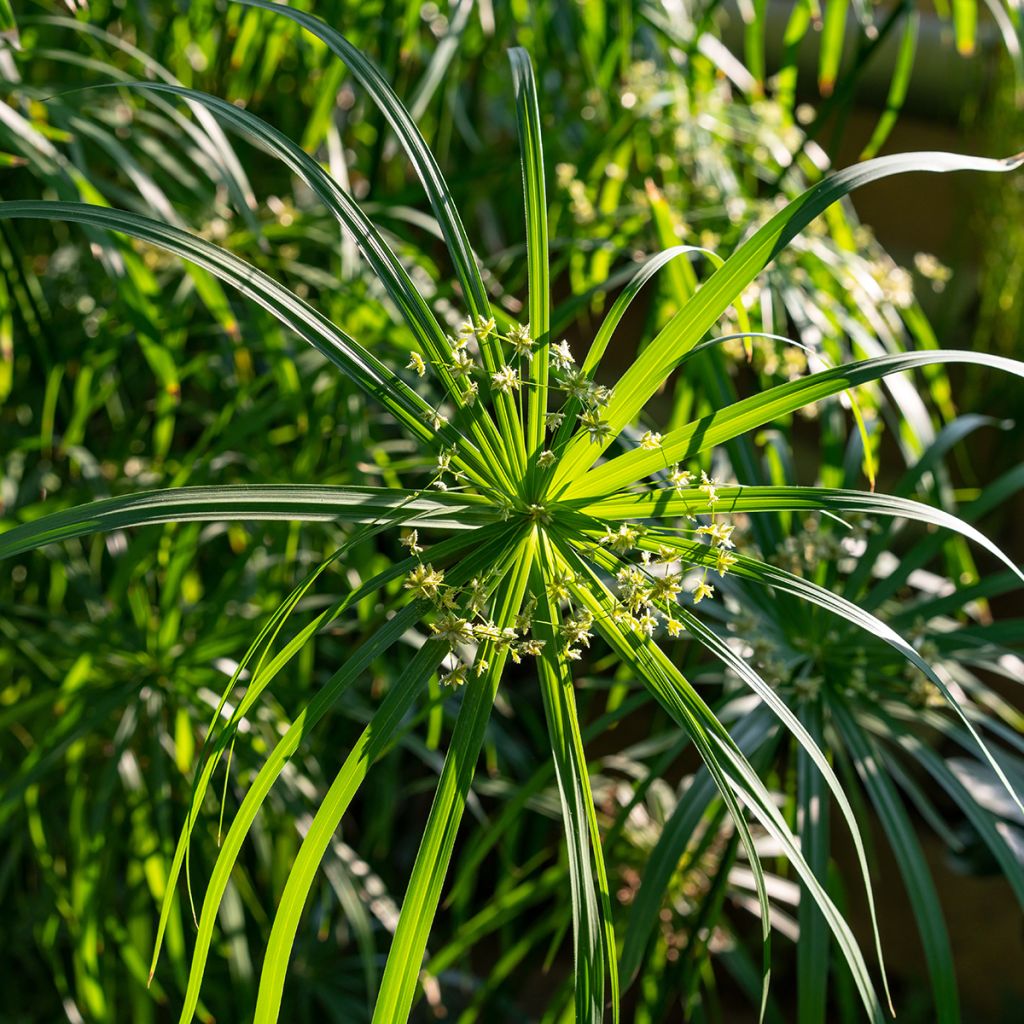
548, 342, 615, 445
588, 501, 739, 643
401, 530, 546, 687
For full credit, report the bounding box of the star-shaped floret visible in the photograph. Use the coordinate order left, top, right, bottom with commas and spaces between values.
551, 339, 575, 370
400, 529, 423, 556
491, 365, 521, 393
506, 322, 534, 359
581, 408, 611, 443
600, 524, 639, 553
431, 613, 474, 647
405, 563, 446, 601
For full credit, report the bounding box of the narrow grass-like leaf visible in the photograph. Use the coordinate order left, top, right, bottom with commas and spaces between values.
859, 12, 919, 160
880, 719, 1024, 905
168, 529, 515, 1021
776, 0, 815, 113
859, 463, 1024, 610
844, 414, 1009, 594
657, 603, 890, 1006
0, 0, 18, 48
235, 0, 527, 473
558, 540, 885, 1022
564, 349, 1024, 499
619, 707, 777, 983
509, 48, 550, 457
549, 151, 1024, 492
952, 0, 978, 55
104, 80, 514, 481
833, 702, 960, 1022
173, 601, 422, 1022
818, 0, 850, 96
889, 414, 1012, 498
371, 530, 536, 1023
745, 0, 768, 90
581, 247, 719, 378
24, 14, 261, 229
177, 523, 491, 910
0, 485, 497, 559
636, 532, 1024, 824
543, 238, 744, 482
446, 691, 650, 915
252, 641, 447, 1024
154, 525, 484, 980
796, 702, 831, 1024
427, 866, 566, 978
532, 535, 617, 1022
0, 200, 498, 489
580, 483, 1023, 585
531, 594, 604, 1020
587, 542, 892, 1013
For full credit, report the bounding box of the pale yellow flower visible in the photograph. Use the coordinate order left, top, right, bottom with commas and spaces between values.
491, 365, 521, 393
405, 563, 445, 601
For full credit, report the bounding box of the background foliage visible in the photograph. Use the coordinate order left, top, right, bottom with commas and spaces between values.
1, 2, 1022, 1022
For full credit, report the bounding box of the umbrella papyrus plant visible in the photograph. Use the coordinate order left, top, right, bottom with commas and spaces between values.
2, 2, 1023, 1021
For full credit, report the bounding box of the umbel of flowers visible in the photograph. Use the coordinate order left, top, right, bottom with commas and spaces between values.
402, 317, 740, 687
